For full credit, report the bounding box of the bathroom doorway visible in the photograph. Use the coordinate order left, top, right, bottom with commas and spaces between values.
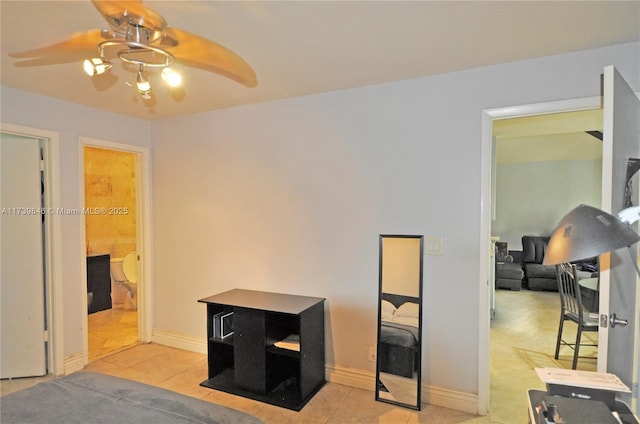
84, 145, 140, 361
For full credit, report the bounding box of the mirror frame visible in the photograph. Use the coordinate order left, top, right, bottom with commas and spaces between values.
375, 234, 423, 410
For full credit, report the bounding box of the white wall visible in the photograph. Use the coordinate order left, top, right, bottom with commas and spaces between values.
493, 159, 602, 250
1, 41, 637, 408
0, 88, 152, 359
151, 42, 639, 399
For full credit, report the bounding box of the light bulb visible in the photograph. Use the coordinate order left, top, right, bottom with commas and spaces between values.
161, 67, 182, 87
83, 58, 111, 76
136, 70, 151, 95
83, 59, 95, 76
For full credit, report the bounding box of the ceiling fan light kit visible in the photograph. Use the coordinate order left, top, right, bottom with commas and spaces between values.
84, 38, 180, 98
12, 0, 257, 100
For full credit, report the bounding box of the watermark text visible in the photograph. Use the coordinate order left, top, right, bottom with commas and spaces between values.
2, 207, 129, 216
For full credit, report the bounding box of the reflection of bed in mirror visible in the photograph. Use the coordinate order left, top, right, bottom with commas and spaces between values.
379, 293, 419, 378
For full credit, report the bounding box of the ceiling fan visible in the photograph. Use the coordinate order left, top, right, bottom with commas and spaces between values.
10, 0, 257, 98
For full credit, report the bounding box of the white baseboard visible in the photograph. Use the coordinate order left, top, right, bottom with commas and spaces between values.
63, 352, 85, 375
151, 329, 207, 354
423, 384, 478, 415
150, 331, 478, 414
326, 363, 478, 413
326, 364, 376, 391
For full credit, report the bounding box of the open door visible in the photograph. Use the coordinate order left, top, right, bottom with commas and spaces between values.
599, 65, 640, 410
0, 134, 47, 378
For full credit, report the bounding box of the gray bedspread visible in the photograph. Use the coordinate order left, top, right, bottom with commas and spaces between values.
381, 321, 418, 347
0, 371, 264, 424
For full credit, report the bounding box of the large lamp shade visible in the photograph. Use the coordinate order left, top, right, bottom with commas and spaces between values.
543, 204, 640, 266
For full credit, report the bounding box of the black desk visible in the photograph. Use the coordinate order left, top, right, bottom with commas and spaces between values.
527, 389, 639, 424
198, 289, 326, 411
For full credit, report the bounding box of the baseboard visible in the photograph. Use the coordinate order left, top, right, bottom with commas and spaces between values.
422, 384, 478, 414
325, 363, 478, 413
150, 331, 479, 414
326, 364, 376, 391
64, 352, 85, 375
151, 329, 207, 354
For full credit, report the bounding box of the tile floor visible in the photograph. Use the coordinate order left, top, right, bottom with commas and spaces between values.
88, 306, 139, 361
1, 288, 597, 423
489, 288, 596, 423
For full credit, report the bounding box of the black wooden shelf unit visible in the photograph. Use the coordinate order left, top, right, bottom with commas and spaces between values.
198, 289, 326, 411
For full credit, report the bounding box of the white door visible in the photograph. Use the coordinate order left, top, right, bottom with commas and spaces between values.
599, 65, 640, 409
0, 134, 47, 378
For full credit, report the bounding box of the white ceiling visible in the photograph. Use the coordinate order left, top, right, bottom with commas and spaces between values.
1, 1, 639, 121
494, 109, 604, 164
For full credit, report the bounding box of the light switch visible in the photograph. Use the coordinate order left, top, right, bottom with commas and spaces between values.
425, 237, 443, 255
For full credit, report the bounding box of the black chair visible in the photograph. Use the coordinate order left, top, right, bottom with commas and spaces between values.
554, 263, 598, 369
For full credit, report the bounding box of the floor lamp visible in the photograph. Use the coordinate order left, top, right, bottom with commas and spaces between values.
543, 204, 640, 328
543, 204, 640, 267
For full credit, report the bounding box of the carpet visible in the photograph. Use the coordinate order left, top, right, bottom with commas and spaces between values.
0, 371, 264, 424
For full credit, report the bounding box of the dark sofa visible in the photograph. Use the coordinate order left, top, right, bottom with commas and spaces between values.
521, 236, 557, 291
495, 250, 524, 290
520, 235, 599, 291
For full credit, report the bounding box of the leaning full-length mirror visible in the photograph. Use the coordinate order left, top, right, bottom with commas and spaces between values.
375, 235, 423, 410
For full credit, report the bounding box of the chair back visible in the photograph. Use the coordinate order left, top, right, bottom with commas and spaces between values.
556, 263, 585, 320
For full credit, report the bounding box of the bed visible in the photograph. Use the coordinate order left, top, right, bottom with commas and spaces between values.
0, 371, 264, 424
379, 293, 420, 378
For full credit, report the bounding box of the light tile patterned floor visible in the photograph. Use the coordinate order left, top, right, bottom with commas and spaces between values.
489, 289, 596, 423
88, 306, 139, 361
1, 289, 597, 423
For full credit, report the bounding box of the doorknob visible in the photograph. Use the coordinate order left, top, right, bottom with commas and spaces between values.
610, 313, 628, 328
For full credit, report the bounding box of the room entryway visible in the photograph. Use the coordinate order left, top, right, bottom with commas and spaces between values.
84, 146, 139, 360
481, 66, 640, 415
489, 108, 603, 418
81, 137, 152, 363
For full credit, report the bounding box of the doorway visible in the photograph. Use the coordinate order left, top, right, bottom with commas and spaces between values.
84, 146, 139, 360
488, 109, 603, 418
80, 137, 152, 364
477, 96, 603, 414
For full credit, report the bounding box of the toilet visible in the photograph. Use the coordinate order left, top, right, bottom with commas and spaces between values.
110, 252, 138, 309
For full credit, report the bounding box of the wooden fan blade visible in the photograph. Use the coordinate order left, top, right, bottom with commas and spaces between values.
92, 0, 166, 33
9, 29, 107, 66
163, 27, 257, 88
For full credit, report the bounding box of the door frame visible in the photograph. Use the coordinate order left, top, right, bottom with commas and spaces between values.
79, 137, 153, 363
477, 96, 602, 414
1, 122, 64, 376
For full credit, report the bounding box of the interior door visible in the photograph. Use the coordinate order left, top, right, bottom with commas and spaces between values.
599, 65, 640, 408
0, 134, 47, 378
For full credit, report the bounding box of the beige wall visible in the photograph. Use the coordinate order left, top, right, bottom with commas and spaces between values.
84, 146, 137, 259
